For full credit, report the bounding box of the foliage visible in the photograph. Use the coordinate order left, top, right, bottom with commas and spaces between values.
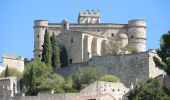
100, 74, 120, 82
22, 61, 50, 95
37, 74, 65, 93
157, 30, 170, 75
50, 33, 60, 69
153, 56, 164, 69
128, 78, 170, 100
0, 66, 22, 78
72, 67, 103, 90
60, 46, 68, 67
4, 66, 10, 77
104, 39, 137, 56
42, 28, 52, 68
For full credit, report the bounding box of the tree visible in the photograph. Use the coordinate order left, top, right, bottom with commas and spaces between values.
60, 46, 68, 67
42, 28, 52, 68
72, 67, 103, 90
104, 39, 137, 56
4, 66, 10, 77
27, 66, 37, 95
0, 66, 21, 78
157, 30, 170, 75
128, 78, 170, 100
22, 61, 50, 95
50, 33, 60, 69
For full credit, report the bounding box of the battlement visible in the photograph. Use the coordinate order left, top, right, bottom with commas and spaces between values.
78, 10, 100, 24
79, 10, 100, 17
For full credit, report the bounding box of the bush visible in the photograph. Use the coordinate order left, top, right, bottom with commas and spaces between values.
100, 74, 120, 82
72, 67, 103, 90
0, 67, 22, 78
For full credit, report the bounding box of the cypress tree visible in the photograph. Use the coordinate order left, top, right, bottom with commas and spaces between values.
50, 33, 60, 69
41, 29, 52, 68
60, 46, 68, 67
5, 65, 10, 77
28, 66, 37, 95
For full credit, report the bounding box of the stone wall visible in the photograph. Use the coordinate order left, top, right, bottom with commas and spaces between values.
2, 54, 24, 72
56, 51, 163, 86
80, 81, 130, 100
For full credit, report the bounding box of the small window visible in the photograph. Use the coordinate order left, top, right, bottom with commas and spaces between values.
37, 35, 39, 38
39, 55, 41, 58
131, 35, 134, 38
71, 38, 73, 43
111, 33, 114, 37
70, 59, 72, 64
97, 30, 100, 32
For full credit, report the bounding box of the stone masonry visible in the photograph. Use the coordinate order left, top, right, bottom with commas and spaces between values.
34, 10, 146, 64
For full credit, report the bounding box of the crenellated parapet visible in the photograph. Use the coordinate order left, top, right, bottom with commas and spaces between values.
78, 10, 100, 24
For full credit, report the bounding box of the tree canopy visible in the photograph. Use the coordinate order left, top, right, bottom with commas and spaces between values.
157, 30, 170, 75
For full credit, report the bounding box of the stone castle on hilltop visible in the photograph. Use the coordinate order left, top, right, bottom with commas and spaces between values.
34, 10, 146, 64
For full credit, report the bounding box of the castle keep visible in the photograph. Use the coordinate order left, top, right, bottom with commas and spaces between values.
34, 10, 146, 64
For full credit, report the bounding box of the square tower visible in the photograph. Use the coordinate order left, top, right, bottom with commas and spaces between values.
78, 10, 100, 24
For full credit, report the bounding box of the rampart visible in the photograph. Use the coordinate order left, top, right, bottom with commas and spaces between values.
55, 51, 163, 86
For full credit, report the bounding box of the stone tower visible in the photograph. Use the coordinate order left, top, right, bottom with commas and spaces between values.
78, 10, 100, 24
34, 20, 48, 60
128, 19, 146, 52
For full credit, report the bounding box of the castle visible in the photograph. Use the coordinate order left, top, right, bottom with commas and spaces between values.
0, 10, 166, 100
34, 10, 146, 64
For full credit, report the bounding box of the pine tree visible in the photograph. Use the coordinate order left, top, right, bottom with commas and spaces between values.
42, 29, 52, 68
4, 66, 10, 77
50, 33, 60, 69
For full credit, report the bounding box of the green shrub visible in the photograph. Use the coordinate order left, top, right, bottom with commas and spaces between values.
100, 74, 120, 82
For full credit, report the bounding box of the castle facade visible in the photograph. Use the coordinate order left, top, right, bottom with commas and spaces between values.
34, 10, 146, 64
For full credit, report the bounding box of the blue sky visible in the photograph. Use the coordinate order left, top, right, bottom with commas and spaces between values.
0, 0, 170, 61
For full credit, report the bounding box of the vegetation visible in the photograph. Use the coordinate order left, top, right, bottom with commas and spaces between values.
0, 66, 21, 78
60, 46, 68, 67
128, 78, 170, 100
100, 74, 120, 82
157, 30, 170, 75
104, 40, 137, 56
42, 29, 52, 68
71, 67, 119, 90
22, 61, 50, 95
50, 33, 60, 69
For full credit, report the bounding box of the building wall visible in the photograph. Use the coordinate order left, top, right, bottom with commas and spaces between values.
2, 54, 24, 73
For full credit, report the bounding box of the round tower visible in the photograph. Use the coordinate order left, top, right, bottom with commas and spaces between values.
34, 20, 48, 60
128, 19, 146, 52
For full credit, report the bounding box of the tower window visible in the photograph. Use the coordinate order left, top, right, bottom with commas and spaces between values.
37, 35, 39, 38
39, 55, 41, 58
71, 38, 74, 43
131, 35, 134, 38
70, 59, 72, 64
111, 33, 114, 37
